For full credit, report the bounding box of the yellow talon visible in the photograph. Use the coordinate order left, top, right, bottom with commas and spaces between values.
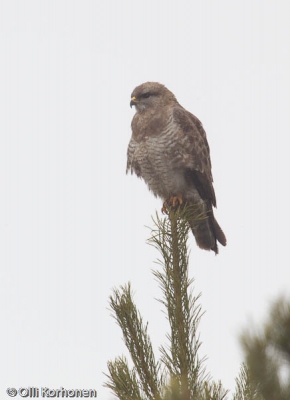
171, 195, 183, 208
162, 195, 184, 212
161, 204, 169, 214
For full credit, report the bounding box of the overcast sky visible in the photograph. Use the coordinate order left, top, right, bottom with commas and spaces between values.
1, 1, 290, 398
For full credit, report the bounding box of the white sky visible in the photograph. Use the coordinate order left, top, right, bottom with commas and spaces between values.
1, 1, 290, 398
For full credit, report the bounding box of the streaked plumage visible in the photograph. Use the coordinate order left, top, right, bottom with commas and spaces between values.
126, 82, 226, 254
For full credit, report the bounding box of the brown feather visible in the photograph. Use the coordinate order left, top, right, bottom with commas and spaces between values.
127, 82, 226, 254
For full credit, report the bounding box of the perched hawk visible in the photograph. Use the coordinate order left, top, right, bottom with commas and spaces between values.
126, 82, 226, 254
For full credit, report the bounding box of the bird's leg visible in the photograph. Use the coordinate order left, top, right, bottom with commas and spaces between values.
162, 194, 184, 213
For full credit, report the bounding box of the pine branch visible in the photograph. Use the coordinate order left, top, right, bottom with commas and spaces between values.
265, 296, 290, 362
199, 381, 229, 400
149, 205, 206, 399
232, 364, 262, 400
105, 356, 144, 400
240, 296, 290, 400
104, 205, 290, 399
105, 205, 230, 400
107, 283, 162, 400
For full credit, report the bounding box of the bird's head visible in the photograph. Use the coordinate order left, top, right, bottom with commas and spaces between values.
130, 82, 177, 112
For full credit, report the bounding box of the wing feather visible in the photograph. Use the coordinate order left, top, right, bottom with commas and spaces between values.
173, 107, 217, 207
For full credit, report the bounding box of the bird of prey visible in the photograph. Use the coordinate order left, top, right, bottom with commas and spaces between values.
126, 82, 226, 254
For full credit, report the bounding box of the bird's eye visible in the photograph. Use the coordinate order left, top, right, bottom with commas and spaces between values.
142, 92, 151, 99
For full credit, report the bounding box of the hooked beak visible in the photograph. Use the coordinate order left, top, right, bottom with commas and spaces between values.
130, 96, 137, 108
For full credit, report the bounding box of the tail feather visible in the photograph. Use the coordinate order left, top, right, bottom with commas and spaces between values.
189, 206, 226, 255
212, 215, 227, 247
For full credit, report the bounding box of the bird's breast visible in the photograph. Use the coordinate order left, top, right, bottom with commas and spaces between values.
131, 130, 189, 199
